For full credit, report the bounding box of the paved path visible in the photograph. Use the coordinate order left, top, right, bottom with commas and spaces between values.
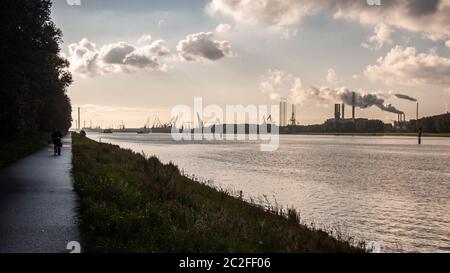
0, 136, 80, 253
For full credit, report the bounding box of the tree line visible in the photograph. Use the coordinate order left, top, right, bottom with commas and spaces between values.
0, 0, 72, 139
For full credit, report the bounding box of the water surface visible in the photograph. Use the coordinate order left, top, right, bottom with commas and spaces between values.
88, 132, 450, 252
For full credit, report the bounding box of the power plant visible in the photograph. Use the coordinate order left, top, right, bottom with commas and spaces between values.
333, 92, 357, 122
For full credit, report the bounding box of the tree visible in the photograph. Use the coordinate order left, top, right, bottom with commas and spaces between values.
0, 0, 72, 139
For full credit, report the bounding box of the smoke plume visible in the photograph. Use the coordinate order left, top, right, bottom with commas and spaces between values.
308, 87, 404, 114
395, 93, 417, 102
260, 69, 406, 115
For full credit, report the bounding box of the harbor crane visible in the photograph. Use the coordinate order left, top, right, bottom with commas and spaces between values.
196, 112, 204, 129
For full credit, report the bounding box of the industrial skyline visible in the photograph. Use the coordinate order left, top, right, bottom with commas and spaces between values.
49, 0, 450, 128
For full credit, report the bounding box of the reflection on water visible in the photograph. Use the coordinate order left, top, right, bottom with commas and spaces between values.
88, 132, 450, 252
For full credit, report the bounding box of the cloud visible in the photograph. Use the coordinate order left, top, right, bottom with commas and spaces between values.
364, 46, 450, 85
177, 32, 232, 62
207, 0, 314, 28
100, 42, 135, 65
68, 38, 101, 76
260, 69, 298, 101
67, 36, 170, 77
326, 68, 339, 85
361, 24, 393, 50
66, 0, 81, 6
216, 23, 232, 33
206, 0, 450, 41
137, 34, 152, 46
148, 40, 171, 56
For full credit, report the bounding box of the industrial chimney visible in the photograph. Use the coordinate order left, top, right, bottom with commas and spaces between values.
341, 103, 345, 120
352, 92, 356, 121
416, 103, 419, 120
334, 104, 341, 120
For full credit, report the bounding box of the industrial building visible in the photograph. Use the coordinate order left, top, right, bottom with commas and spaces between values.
333, 92, 356, 122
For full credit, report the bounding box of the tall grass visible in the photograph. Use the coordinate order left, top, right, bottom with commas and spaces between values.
72, 133, 364, 253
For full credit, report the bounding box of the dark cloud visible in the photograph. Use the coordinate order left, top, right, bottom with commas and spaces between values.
406, 0, 440, 16
177, 32, 232, 62
208, 0, 450, 40
100, 42, 135, 64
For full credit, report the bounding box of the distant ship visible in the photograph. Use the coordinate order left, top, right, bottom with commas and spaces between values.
137, 116, 177, 134
102, 128, 113, 134
137, 126, 151, 134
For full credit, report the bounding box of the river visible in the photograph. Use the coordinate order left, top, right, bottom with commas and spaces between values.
87, 132, 450, 252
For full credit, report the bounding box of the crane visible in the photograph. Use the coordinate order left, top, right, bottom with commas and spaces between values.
152, 116, 163, 128
196, 112, 204, 129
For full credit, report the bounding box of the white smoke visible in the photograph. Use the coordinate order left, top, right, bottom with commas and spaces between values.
260, 69, 405, 114
310, 87, 405, 114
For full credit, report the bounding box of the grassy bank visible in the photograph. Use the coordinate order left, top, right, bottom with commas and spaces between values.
0, 133, 49, 169
72, 133, 363, 253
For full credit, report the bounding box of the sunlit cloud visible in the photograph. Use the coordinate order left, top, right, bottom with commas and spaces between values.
364, 46, 450, 85
67, 36, 170, 77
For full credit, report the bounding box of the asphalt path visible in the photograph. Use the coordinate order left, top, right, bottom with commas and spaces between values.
0, 136, 80, 253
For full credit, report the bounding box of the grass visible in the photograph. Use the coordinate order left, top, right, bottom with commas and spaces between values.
71, 133, 364, 253
0, 133, 50, 169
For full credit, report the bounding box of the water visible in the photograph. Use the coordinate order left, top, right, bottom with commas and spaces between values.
88, 132, 450, 252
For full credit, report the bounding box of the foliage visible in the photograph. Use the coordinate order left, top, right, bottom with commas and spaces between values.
0, 0, 72, 139
0, 133, 49, 169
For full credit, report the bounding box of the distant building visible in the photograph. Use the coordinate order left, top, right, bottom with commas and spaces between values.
279, 98, 287, 127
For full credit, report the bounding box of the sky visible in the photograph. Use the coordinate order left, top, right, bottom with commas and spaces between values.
51, 0, 450, 128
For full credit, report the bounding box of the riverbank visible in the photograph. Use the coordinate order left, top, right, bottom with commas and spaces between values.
72, 133, 363, 253
0, 133, 49, 169
281, 132, 450, 137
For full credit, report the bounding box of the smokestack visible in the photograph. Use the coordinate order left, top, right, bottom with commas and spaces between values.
78, 107, 80, 130
416, 103, 419, 120
342, 103, 345, 120
334, 104, 341, 120
279, 98, 287, 126
352, 92, 356, 121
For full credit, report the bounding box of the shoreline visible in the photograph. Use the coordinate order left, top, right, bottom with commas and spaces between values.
280, 132, 450, 137
86, 130, 450, 138
71, 133, 364, 253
